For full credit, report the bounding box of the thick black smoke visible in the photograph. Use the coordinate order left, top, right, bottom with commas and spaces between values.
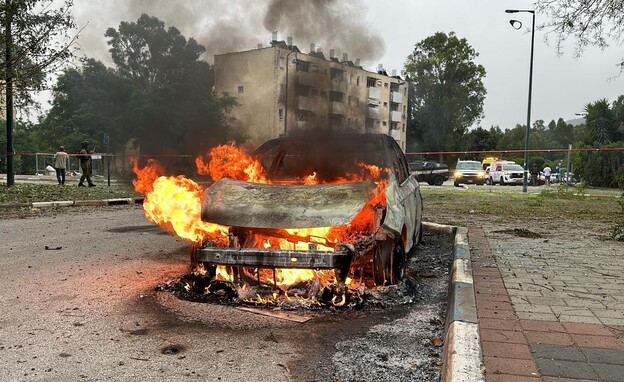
72, 0, 384, 64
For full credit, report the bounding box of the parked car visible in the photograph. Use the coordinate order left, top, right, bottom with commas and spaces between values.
409, 160, 450, 186
197, 134, 424, 287
454, 160, 485, 186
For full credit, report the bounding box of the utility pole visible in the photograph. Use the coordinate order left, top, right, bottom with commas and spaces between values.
5, 0, 14, 186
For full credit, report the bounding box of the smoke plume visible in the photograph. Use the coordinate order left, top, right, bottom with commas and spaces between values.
71, 0, 385, 66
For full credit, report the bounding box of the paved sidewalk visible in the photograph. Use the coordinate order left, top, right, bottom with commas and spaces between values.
470, 226, 624, 382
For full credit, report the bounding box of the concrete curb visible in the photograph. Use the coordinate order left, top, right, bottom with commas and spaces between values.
422, 222, 484, 382
1, 197, 144, 209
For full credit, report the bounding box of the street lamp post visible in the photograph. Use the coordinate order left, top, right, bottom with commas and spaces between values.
506, 9, 535, 193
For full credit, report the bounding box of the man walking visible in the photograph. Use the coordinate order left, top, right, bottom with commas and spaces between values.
78, 141, 96, 187
53, 146, 69, 185
543, 165, 552, 186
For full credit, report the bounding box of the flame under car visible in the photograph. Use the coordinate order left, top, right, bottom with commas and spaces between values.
196, 134, 423, 287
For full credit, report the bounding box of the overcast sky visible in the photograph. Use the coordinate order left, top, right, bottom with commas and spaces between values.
68, 0, 624, 130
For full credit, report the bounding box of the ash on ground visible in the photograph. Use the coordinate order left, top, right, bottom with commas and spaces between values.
157, 230, 451, 314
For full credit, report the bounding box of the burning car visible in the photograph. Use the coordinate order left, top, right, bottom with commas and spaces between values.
195, 133, 423, 288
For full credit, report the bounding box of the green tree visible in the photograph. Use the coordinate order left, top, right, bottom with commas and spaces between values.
584, 99, 615, 145
404, 32, 486, 153
0, 0, 76, 111
38, 14, 239, 173
535, 1, 624, 65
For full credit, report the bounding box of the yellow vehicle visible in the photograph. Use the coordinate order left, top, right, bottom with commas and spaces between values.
481, 156, 499, 170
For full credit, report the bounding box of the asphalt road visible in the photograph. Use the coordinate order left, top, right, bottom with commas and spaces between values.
0, 206, 451, 381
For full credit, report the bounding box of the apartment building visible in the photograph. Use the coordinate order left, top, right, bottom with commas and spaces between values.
214, 38, 408, 151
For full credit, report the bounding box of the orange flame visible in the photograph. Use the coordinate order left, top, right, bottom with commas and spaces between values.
196, 144, 267, 183
133, 143, 392, 293
131, 157, 165, 194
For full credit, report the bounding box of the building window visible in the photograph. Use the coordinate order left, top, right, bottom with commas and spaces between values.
238, 85, 244, 93
311, 88, 318, 96
330, 68, 345, 80
320, 90, 327, 98
278, 109, 283, 119
383, 102, 388, 108
329, 91, 343, 102
348, 95, 351, 105
295, 84, 309, 96
295, 110, 309, 121
356, 98, 360, 106
366, 77, 376, 87
383, 121, 387, 126
384, 82, 388, 88
375, 120, 380, 126
296, 60, 310, 72
365, 119, 374, 129
356, 76, 360, 86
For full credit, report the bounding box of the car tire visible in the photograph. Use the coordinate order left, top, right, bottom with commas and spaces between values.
427, 180, 434, 185
454, 180, 460, 187
373, 238, 404, 286
500, 177, 505, 186
434, 176, 444, 186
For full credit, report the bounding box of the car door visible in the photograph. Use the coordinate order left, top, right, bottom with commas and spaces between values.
384, 137, 420, 252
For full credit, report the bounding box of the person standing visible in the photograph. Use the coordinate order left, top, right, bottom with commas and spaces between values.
530, 164, 539, 186
53, 146, 69, 185
543, 165, 552, 186
78, 141, 96, 187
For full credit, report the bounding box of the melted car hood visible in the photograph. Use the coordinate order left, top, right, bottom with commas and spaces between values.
201, 177, 377, 228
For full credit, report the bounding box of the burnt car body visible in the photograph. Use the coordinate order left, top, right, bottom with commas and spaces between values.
196, 134, 423, 286
409, 161, 450, 186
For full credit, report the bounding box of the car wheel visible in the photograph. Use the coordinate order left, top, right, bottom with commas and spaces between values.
373, 238, 404, 286
500, 177, 505, 186
454, 180, 460, 187
434, 176, 444, 186
427, 180, 434, 185
391, 238, 406, 282
488, 177, 493, 185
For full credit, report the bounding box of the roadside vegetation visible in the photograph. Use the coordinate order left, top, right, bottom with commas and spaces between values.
421, 186, 622, 240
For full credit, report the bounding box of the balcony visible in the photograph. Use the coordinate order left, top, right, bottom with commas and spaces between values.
297, 96, 314, 111
367, 106, 381, 119
331, 101, 345, 115
391, 111, 402, 122
368, 87, 381, 100
390, 129, 402, 140
296, 71, 320, 87
331, 78, 347, 92
391, 91, 403, 103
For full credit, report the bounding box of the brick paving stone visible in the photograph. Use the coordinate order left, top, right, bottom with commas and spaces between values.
592, 363, 624, 382
558, 315, 603, 324
530, 344, 586, 361
483, 356, 539, 376
581, 348, 624, 365
534, 358, 600, 380
479, 309, 519, 320
477, 299, 514, 311
525, 330, 574, 346
551, 306, 596, 317
477, 293, 512, 303
485, 374, 541, 382
562, 322, 616, 336
480, 328, 527, 344
517, 312, 560, 321
570, 334, 624, 350
480, 317, 522, 331
514, 304, 554, 313
541, 377, 600, 382
599, 317, 624, 326
520, 320, 566, 333
482, 341, 533, 359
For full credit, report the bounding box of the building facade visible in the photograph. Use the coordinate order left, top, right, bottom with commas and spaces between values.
214, 40, 408, 151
